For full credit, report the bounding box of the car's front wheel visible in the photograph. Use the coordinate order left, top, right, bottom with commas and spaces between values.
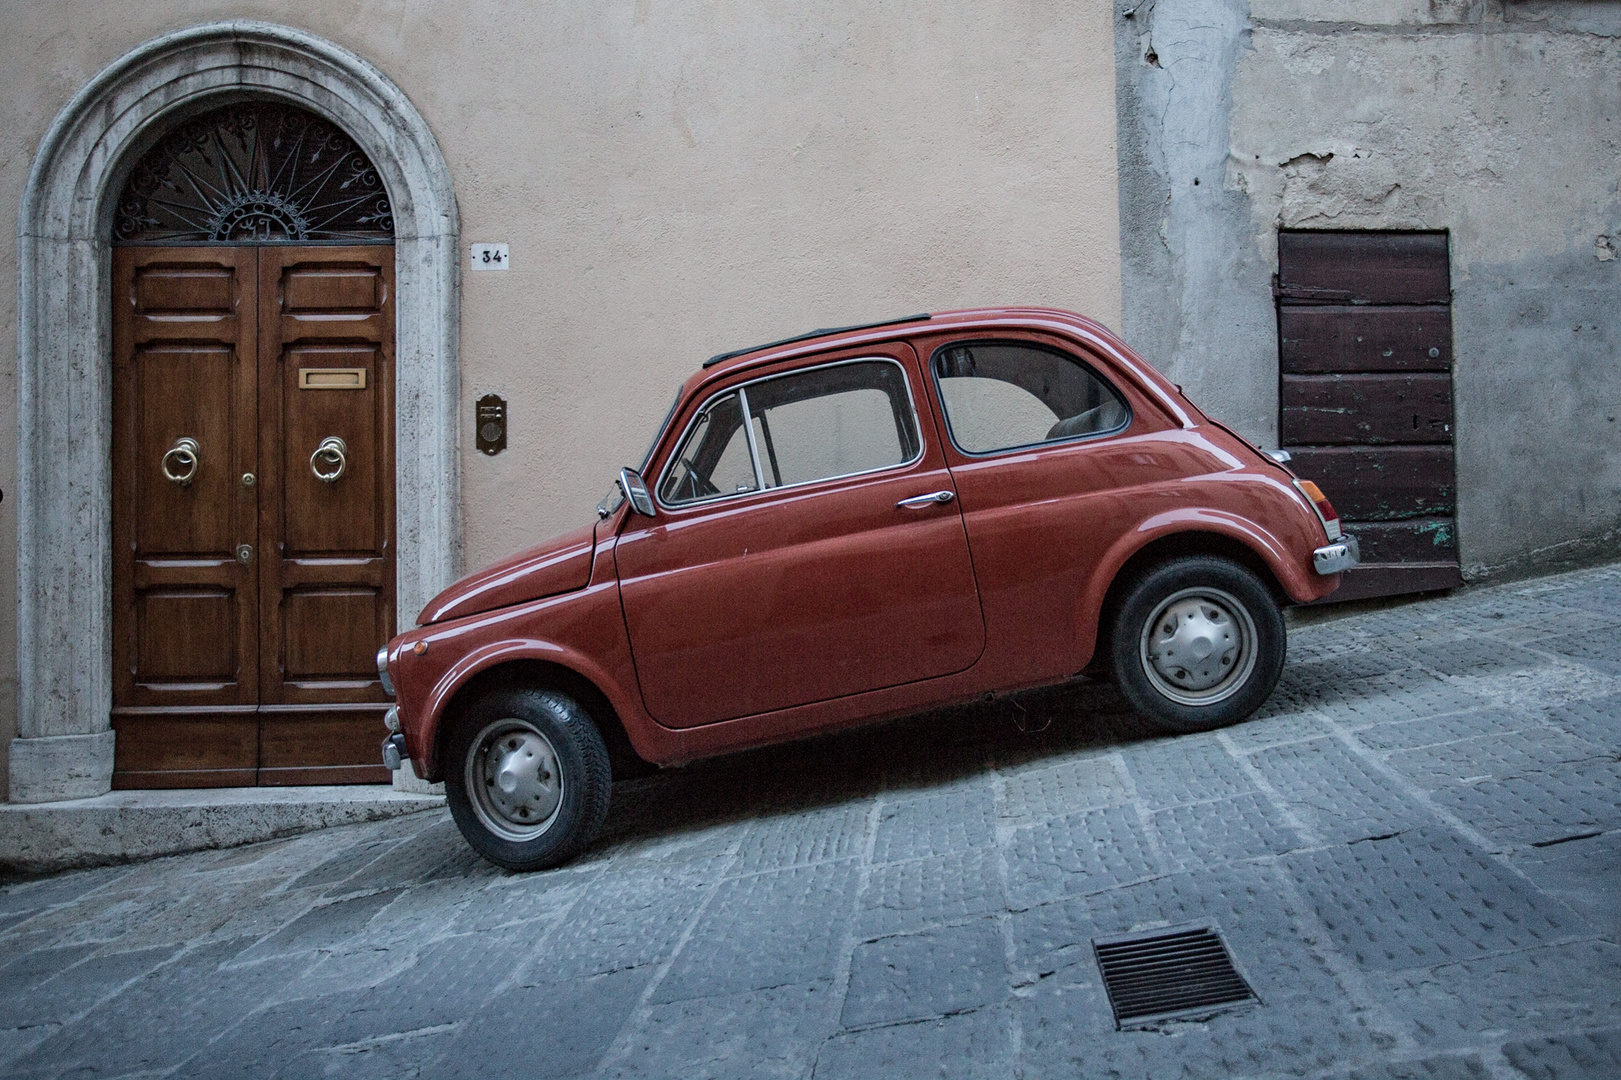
1110, 556, 1285, 734
445, 687, 611, 871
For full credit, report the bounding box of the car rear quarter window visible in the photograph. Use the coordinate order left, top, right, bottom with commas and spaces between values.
932, 341, 1130, 455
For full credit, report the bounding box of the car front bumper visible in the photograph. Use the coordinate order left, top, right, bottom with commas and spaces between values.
1312, 534, 1360, 575
383, 732, 407, 771
382, 705, 407, 770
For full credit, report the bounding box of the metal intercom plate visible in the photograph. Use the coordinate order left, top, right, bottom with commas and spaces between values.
477, 394, 507, 455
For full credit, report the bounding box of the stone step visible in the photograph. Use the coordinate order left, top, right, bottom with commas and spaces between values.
0, 785, 444, 876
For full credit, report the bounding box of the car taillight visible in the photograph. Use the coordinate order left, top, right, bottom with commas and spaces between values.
1293, 479, 1342, 541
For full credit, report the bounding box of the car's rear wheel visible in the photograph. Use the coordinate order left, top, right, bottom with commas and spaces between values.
445, 687, 611, 870
1110, 556, 1285, 734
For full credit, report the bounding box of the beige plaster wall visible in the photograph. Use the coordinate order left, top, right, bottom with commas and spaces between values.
0, 2, 1122, 798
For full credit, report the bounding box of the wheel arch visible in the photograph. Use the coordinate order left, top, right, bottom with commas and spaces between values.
427, 657, 653, 784
1080, 519, 1300, 674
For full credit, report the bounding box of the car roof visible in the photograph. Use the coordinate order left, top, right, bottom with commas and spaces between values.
702, 313, 933, 368
696, 307, 1108, 376
682, 306, 1197, 429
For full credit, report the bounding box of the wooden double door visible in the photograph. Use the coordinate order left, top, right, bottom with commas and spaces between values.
111, 245, 396, 787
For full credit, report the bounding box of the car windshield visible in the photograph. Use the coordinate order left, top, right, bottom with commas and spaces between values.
598, 386, 683, 518
639, 387, 683, 472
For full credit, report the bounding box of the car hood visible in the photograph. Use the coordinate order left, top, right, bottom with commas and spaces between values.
417, 522, 597, 625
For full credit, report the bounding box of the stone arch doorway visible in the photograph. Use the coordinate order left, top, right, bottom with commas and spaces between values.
13, 24, 460, 802
112, 100, 398, 787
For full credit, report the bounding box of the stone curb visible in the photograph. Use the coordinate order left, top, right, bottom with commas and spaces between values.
0, 786, 445, 877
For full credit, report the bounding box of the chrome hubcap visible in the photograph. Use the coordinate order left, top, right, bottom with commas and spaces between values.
1139, 587, 1258, 706
466, 720, 564, 842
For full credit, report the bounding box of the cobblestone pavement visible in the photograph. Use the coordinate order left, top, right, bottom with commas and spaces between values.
3, 564, 1620, 1079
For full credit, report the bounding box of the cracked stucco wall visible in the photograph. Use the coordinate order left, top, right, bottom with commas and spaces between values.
1117, 0, 1621, 579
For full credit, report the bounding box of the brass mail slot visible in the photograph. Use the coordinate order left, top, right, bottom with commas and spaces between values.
298, 367, 368, 390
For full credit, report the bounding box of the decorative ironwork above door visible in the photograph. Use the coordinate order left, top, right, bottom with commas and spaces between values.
114, 102, 394, 244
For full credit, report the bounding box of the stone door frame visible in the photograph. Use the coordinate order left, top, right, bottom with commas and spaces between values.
14, 22, 461, 802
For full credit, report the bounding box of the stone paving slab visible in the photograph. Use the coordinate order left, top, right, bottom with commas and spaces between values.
1375, 938, 1621, 1051
1500, 1028, 1621, 1080
3, 561, 1621, 1079
855, 847, 1003, 938
1545, 693, 1621, 750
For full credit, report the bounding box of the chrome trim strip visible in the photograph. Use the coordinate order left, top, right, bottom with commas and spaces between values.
375, 645, 395, 697
1312, 534, 1360, 575
737, 386, 769, 494
653, 356, 926, 512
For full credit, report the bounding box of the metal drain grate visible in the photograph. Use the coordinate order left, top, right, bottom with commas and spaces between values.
1093, 925, 1258, 1027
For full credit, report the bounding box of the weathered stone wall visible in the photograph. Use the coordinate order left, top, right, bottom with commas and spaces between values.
0, 3, 1122, 799
1117, 0, 1621, 579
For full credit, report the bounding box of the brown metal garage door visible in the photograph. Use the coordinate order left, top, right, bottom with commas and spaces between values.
1276, 231, 1463, 603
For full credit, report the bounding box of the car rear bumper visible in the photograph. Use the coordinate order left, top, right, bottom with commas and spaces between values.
1312, 534, 1360, 575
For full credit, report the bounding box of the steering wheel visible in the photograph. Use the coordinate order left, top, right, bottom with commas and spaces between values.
676, 456, 720, 501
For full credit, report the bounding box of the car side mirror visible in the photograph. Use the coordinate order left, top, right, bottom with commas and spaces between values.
618, 467, 656, 517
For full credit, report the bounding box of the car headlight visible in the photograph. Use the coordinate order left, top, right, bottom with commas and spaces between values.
376, 645, 395, 697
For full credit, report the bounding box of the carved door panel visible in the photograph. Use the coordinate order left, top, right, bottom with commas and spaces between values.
112, 248, 263, 785
256, 246, 396, 784
110, 246, 394, 787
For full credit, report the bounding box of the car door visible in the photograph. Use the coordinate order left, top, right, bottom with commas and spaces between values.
614, 344, 986, 729
920, 334, 1147, 685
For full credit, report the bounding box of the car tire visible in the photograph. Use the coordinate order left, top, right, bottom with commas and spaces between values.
1109, 556, 1285, 735
445, 687, 612, 871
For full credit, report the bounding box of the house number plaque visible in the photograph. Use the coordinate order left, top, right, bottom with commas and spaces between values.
476, 394, 507, 456
470, 243, 509, 270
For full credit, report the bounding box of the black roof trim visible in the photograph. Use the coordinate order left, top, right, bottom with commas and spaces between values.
703, 313, 932, 368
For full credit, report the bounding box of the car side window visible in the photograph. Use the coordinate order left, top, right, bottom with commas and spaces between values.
658, 360, 921, 506
659, 392, 760, 505
931, 341, 1130, 454
746, 361, 919, 488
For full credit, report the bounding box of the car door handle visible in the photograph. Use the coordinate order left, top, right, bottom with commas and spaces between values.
896, 490, 956, 509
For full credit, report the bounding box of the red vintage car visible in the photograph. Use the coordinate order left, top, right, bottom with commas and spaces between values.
378, 308, 1357, 869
